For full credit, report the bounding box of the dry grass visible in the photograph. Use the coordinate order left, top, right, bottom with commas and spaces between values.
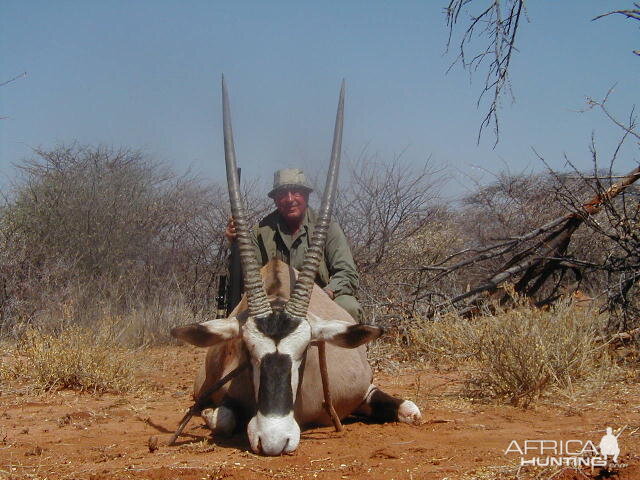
178, 438, 217, 454
0, 324, 146, 393
3, 291, 196, 346
406, 296, 616, 406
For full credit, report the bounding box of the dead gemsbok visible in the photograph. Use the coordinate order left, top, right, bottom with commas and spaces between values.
171, 78, 421, 456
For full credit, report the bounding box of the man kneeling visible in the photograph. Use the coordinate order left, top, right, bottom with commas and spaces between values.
226, 168, 362, 322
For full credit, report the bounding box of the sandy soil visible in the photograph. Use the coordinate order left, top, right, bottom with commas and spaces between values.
1, 346, 639, 480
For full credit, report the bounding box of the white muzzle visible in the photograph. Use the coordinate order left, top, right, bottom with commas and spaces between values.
247, 413, 300, 456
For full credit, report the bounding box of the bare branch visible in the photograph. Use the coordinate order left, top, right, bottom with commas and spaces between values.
593, 3, 640, 56
0, 72, 27, 88
445, 0, 525, 145
593, 3, 640, 22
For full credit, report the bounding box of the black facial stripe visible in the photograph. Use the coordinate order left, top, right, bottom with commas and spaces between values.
258, 352, 293, 416
296, 346, 308, 400
255, 311, 301, 344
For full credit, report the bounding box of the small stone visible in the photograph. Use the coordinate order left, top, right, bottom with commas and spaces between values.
147, 435, 159, 453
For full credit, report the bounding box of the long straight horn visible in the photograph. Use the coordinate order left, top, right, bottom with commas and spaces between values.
222, 75, 272, 317
286, 80, 345, 318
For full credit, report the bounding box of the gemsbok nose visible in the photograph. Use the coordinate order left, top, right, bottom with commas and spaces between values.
248, 413, 300, 455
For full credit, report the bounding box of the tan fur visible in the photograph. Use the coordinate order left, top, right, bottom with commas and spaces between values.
193, 258, 373, 427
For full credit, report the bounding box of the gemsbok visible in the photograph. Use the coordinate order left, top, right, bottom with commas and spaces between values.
171, 78, 422, 456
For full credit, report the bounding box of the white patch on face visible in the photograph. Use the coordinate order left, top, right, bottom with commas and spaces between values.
276, 319, 311, 403
242, 317, 277, 359
277, 319, 311, 359
242, 318, 275, 402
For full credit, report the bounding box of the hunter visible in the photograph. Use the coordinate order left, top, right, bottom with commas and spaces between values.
226, 168, 362, 322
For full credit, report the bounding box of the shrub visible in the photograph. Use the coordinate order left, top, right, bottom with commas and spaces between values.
409, 298, 613, 406
0, 324, 145, 393
0, 144, 232, 336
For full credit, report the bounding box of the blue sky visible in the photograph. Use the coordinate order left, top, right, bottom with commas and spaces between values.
1, 1, 638, 197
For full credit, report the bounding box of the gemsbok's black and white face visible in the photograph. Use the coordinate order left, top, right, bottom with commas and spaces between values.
172, 307, 382, 455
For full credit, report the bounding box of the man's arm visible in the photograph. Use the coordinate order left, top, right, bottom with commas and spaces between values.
324, 221, 359, 297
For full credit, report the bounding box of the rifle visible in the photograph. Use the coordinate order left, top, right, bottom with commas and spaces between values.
215, 274, 227, 318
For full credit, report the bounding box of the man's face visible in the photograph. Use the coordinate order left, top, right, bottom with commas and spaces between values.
274, 188, 309, 225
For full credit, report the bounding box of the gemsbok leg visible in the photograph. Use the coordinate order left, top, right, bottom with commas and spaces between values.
356, 384, 422, 424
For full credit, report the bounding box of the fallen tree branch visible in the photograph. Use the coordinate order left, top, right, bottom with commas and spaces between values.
437, 165, 640, 314
597, 327, 640, 346
169, 362, 249, 446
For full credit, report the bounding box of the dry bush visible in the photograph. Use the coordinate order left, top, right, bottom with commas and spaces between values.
0, 145, 223, 331
0, 324, 145, 393
112, 299, 198, 346
383, 216, 466, 310
333, 154, 448, 324
336, 155, 443, 273
461, 172, 565, 243
0, 144, 271, 340
3, 279, 202, 348
408, 297, 613, 406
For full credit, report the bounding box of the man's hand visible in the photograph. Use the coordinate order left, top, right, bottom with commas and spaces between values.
225, 217, 237, 243
324, 288, 335, 300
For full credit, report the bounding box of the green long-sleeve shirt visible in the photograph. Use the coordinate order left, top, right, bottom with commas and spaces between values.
251, 208, 359, 297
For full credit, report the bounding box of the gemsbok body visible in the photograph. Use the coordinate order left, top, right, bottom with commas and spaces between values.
171, 78, 421, 456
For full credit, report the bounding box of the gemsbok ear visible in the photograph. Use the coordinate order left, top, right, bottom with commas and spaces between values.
171, 318, 240, 347
311, 320, 383, 348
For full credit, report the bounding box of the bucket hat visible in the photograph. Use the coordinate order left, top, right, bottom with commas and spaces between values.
268, 168, 313, 199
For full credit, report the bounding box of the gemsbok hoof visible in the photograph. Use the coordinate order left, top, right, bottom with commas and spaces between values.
398, 400, 422, 425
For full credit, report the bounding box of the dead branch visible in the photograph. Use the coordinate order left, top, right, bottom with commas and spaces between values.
420, 213, 570, 279
597, 326, 640, 347
437, 165, 640, 314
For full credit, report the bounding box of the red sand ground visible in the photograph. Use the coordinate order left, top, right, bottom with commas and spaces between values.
1, 346, 639, 480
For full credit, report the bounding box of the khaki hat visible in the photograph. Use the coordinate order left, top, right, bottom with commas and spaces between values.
268, 168, 313, 198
